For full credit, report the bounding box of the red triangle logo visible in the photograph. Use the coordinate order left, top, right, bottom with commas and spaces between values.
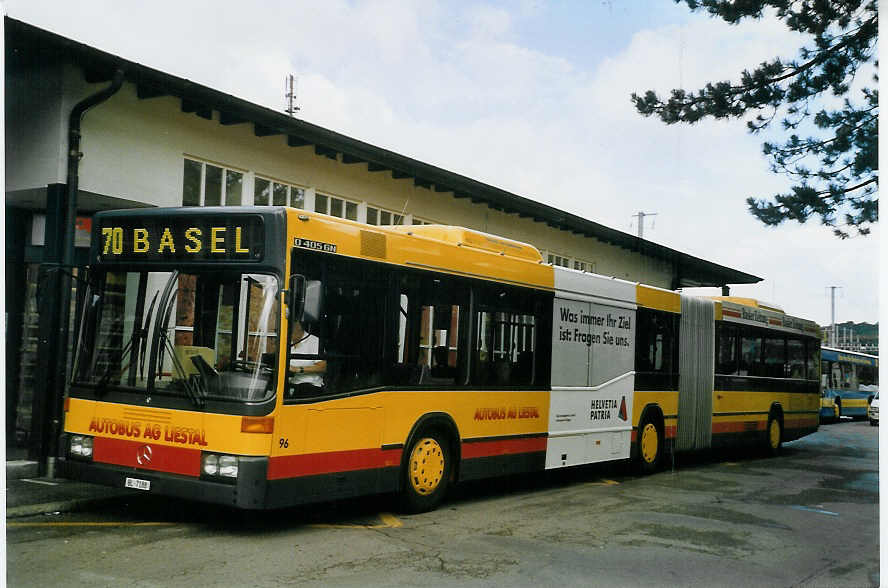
618, 396, 627, 421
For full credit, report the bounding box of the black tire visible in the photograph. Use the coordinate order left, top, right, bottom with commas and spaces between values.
637, 414, 663, 474
399, 429, 452, 513
765, 411, 782, 456
870, 419, 877, 426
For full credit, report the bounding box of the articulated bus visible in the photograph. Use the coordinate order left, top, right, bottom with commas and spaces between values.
59, 207, 821, 512
819, 347, 879, 421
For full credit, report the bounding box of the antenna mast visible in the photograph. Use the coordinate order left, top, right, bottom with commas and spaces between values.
632, 211, 658, 239
285, 74, 300, 117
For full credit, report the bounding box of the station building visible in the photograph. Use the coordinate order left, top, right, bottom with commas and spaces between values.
5, 17, 761, 466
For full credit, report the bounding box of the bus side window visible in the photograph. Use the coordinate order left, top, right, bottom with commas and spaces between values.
763, 336, 786, 378
787, 338, 805, 379
471, 284, 538, 387
807, 342, 820, 382
396, 272, 467, 387
739, 329, 763, 377
715, 323, 739, 376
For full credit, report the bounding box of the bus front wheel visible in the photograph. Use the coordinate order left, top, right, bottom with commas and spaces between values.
399, 430, 452, 513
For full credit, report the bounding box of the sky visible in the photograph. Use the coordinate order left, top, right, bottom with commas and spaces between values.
3, 0, 880, 327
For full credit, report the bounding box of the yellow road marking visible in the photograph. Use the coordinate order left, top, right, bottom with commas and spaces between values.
309, 512, 403, 530
586, 479, 620, 486
7, 522, 176, 527
378, 512, 403, 528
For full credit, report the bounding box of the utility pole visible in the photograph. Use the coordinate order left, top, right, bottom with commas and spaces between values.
632, 211, 657, 239
827, 286, 842, 347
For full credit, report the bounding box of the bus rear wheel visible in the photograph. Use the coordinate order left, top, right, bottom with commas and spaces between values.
765, 413, 782, 456
399, 430, 452, 513
833, 400, 841, 421
637, 415, 663, 474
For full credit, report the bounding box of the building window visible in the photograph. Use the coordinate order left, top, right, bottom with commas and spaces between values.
254, 177, 305, 208
315, 193, 358, 221
366, 206, 404, 226
412, 217, 434, 226
182, 158, 243, 206
546, 253, 571, 268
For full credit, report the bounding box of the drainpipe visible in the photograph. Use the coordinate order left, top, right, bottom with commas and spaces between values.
47, 68, 125, 478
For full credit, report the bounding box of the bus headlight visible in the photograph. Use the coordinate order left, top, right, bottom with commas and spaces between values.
218, 455, 238, 478
201, 453, 238, 481
70, 435, 94, 460
202, 454, 219, 476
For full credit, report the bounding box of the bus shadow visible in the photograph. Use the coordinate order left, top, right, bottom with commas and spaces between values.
105, 448, 809, 533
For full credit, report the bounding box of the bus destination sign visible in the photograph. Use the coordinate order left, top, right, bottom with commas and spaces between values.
96, 216, 265, 262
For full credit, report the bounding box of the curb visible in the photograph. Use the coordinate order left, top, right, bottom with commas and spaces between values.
7, 495, 131, 519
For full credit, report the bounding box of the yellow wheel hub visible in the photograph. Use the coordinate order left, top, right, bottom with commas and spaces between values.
641, 423, 658, 464
834, 404, 840, 419
409, 437, 445, 496
769, 419, 781, 449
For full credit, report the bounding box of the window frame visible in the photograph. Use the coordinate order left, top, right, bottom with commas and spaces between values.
254, 176, 306, 208
182, 157, 245, 207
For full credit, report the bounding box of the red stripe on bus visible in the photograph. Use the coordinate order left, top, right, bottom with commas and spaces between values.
631, 426, 677, 443
461, 436, 547, 459
712, 421, 764, 434
631, 418, 815, 442
93, 437, 201, 477
267, 448, 403, 480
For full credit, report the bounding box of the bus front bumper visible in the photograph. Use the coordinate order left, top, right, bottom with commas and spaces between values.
57, 451, 270, 510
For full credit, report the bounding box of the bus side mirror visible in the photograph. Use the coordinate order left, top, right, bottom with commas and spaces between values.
287, 275, 322, 324
288, 274, 306, 322
303, 280, 322, 324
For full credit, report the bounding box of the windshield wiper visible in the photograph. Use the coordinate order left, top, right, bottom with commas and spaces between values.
93, 290, 159, 397
146, 271, 205, 409
137, 291, 159, 381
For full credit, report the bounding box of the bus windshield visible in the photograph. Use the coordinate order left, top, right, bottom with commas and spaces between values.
73, 269, 280, 405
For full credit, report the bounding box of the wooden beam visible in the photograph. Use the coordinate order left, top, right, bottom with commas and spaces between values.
367, 162, 387, 172
254, 124, 281, 137
314, 145, 338, 159
136, 84, 167, 99
219, 112, 247, 125
342, 154, 364, 164
181, 99, 212, 120
414, 178, 432, 189
287, 135, 311, 147
392, 170, 411, 179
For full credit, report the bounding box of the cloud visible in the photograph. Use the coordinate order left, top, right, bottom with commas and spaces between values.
6, 0, 878, 324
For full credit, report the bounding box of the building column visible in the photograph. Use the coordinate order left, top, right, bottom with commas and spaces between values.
5, 207, 29, 449
30, 184, 68, 467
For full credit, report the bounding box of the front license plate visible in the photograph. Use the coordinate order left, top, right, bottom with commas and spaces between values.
125, 477, 151, 491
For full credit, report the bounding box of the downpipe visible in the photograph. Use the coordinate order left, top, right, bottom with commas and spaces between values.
48, 68, 125, 478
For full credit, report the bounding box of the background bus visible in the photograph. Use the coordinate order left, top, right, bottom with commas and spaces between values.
59, 207, 821, 512
819, 347, 879, 421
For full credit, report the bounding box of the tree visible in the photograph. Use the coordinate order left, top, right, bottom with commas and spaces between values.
632, 1, 878, 238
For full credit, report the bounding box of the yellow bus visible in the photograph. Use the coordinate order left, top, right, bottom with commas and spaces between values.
60, 207, 821, 511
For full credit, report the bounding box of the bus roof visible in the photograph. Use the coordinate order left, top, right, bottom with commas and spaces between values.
708, 296, 784, 313
386, 225, 543, 263
822, 347, 879, 365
